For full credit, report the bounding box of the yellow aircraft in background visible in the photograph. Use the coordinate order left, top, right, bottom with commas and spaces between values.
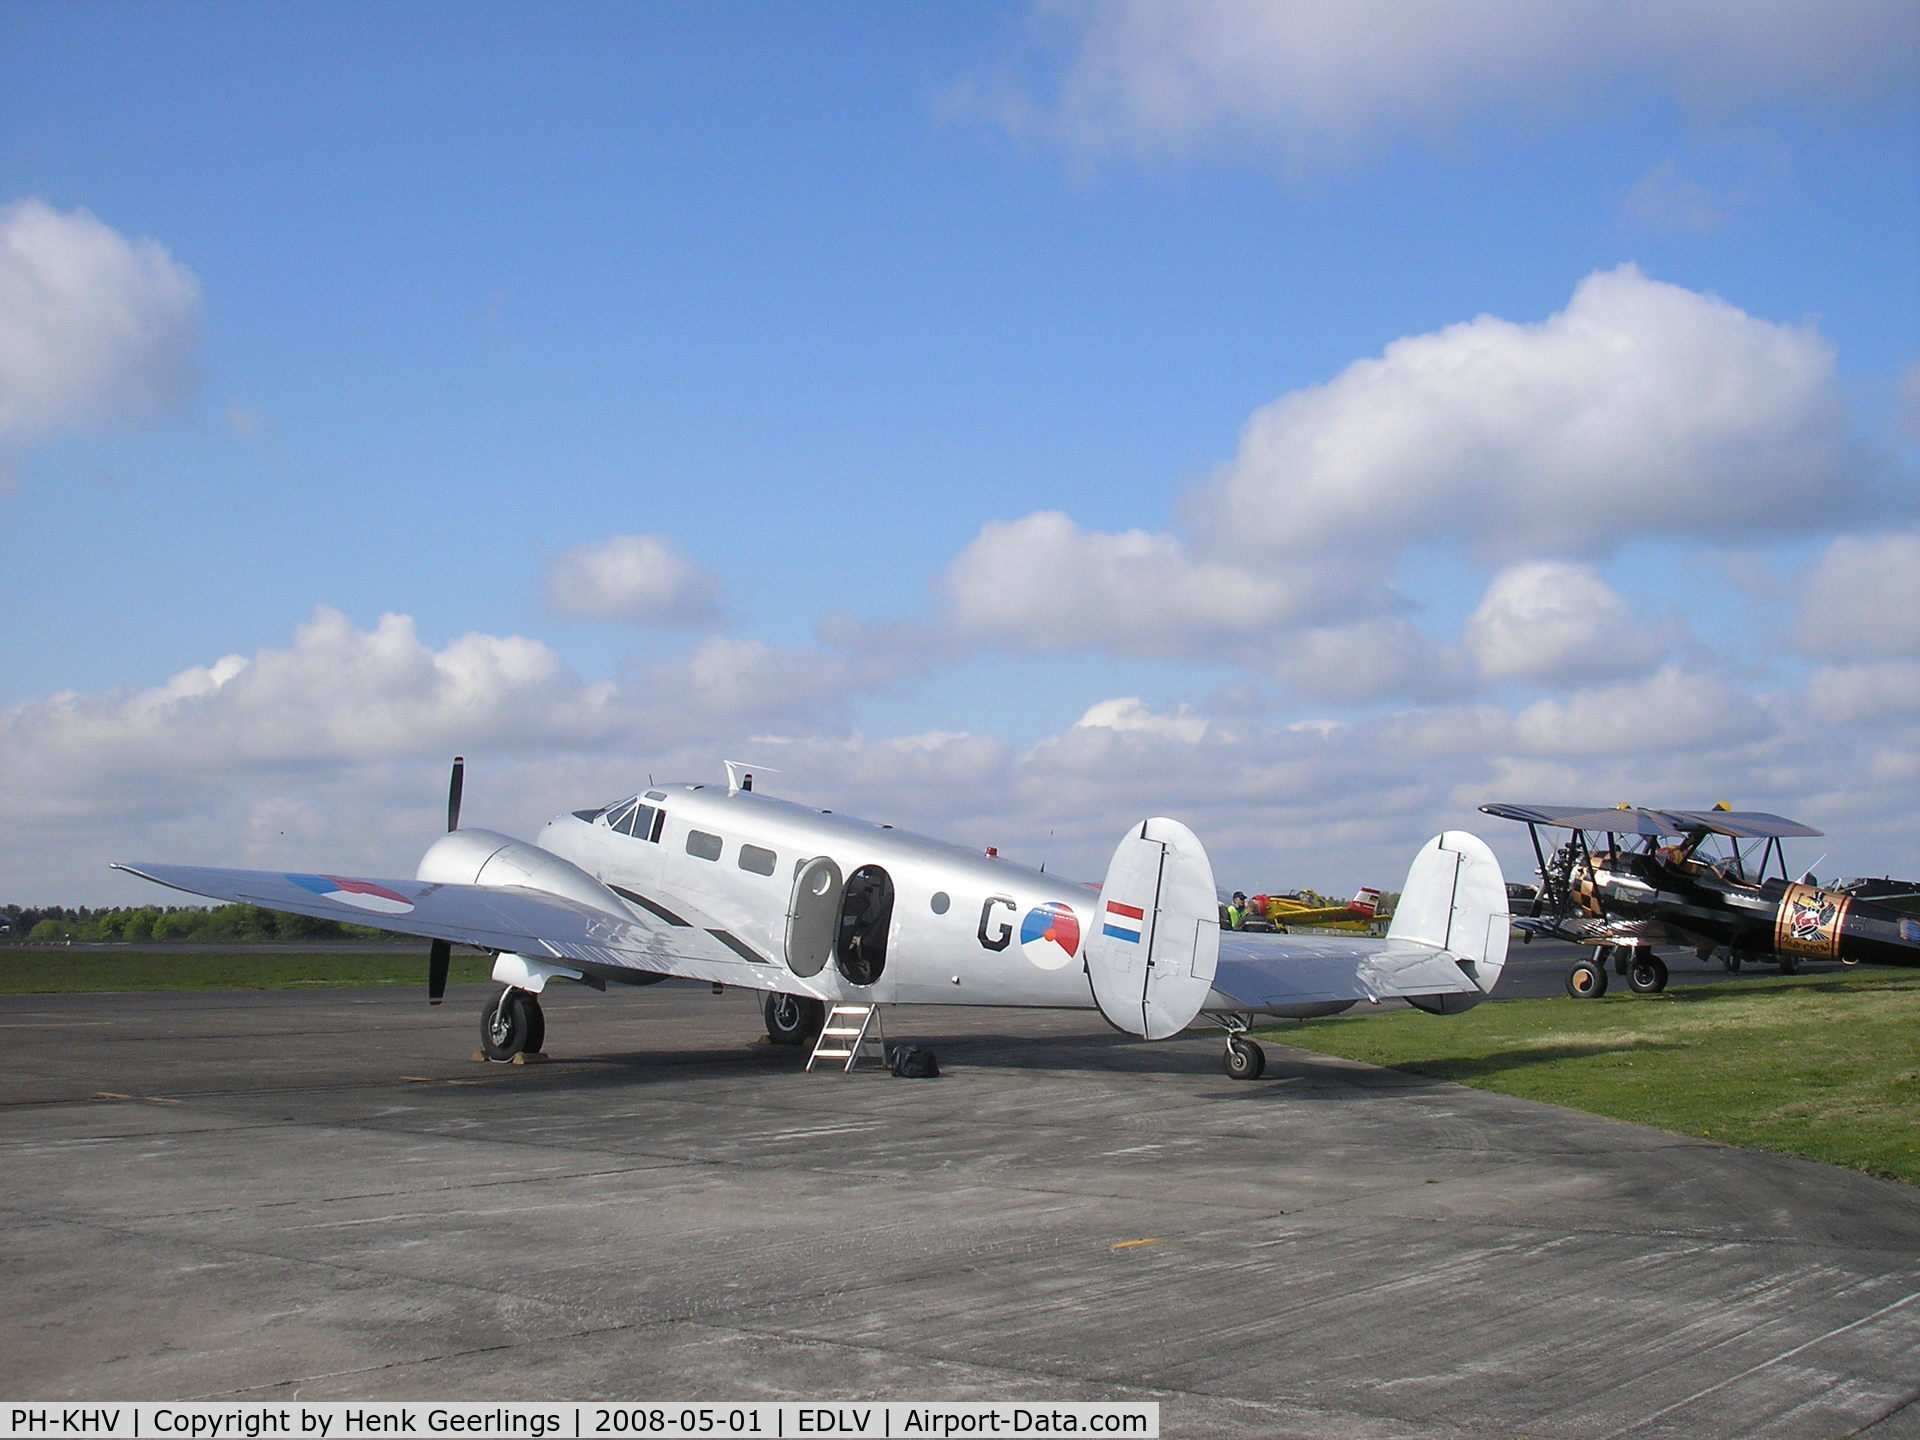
1228, 887, 1385, 932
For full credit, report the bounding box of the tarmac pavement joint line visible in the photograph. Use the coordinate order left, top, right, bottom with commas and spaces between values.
1592, 1279, 1920, 1438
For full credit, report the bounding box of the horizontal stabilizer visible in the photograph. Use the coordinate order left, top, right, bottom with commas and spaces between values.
1204, 832, 1508, 1018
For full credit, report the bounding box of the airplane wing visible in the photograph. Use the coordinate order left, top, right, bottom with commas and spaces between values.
111, 862, 811, 996
1478, 803, 1677, 835
1206, 931, 1485, 1012
1651, 809, 1823, 839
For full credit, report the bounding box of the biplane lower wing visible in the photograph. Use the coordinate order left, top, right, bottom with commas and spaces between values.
110, 861, 811, 995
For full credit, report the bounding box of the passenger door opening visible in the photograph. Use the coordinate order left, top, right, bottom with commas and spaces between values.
835, 864, 894, 986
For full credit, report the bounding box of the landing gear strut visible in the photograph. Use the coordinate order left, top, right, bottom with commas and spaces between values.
480, 985, 545, 1061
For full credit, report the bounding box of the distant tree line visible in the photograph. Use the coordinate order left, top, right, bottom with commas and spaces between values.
2, 903, 384, 944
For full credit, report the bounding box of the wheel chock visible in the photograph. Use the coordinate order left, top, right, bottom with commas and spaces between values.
510, 1052, 549, 1065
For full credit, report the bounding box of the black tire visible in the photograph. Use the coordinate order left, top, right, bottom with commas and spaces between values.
1223, 1037, 1266, 1081
1626, 953, 1669, 994
1779, 953, 1799, 976
1565, 959, 1609, 998
480, 986, 543, 1060
1727, 950, 1746, 973
764, 992, 825, 1046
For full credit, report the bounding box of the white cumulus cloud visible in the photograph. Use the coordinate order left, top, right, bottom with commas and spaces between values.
1466, 561, 1670, 684
1797, 531, 1920, 659
0, 198, 203, 442
979, 0, 1917, 167
939, 510, 1366, 657
1513, 668, 1772, 758
1200, 265, 1863, 564
542, 533, 724, 626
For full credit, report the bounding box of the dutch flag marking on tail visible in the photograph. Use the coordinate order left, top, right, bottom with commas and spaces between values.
1102, 900, 1145, 943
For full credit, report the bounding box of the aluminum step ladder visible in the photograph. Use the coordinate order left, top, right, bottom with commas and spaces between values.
807, 1003, 886, 1072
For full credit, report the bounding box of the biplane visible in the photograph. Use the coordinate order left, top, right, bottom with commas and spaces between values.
1480, 802, 1920, 997
112, 761, 1512, 1080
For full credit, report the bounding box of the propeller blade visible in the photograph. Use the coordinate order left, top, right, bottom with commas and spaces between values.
429, 938, 450, 1005
446, 755, 465, 832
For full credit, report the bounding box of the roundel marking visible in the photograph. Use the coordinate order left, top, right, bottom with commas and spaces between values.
289, 873, 416, 915
1019, 901, 1081, 970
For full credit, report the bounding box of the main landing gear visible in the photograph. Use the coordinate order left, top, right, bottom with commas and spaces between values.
764, 992, 826, 1046
1565, 957, 1608, 998
1625, 951, 1669, 994
480, 985, 545, 1061
1220, 1015, 1266, 1080
1224, 1036, 1266, 1080
1565, 946, 1668, 998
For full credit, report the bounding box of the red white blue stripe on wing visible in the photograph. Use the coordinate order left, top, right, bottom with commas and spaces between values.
1102, 900, 1144, 943
287, 873, 417, 915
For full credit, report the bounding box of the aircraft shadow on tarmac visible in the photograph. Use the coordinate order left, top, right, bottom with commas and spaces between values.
1363, 1037, 1687, 1084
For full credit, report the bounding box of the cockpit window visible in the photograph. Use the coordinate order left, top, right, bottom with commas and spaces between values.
597, 797, 664, 841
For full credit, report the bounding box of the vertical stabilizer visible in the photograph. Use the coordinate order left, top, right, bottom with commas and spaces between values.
1386, 831, 1510, 997
1085, 818, 1220, 1039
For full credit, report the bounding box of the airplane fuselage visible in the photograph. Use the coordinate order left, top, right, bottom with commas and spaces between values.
538, 783, 1105, 1009
1585, 851, 1920, 966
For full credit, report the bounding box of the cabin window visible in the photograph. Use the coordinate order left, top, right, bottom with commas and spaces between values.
929, 891, 950, 915
738, 844, 777, 876
686, 830, 723, 862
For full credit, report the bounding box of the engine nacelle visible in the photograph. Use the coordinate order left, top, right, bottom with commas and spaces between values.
417, 828, 630, 920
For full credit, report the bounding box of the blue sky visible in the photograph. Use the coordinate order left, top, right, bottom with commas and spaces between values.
4, 1, 1917, 903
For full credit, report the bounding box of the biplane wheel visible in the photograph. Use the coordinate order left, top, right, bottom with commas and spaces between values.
1223, 1037, 1266, 1081
1724, 950, 1745, 973
1626, 954, 1668, 994
1778, 954, 1798, 976
480, 986, 543, 1061
764, 992, 825, 1046
1565, 960, 1608, 999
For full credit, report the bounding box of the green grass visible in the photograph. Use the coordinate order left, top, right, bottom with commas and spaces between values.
0, 948, 496, 993
1266, 969, 1920, 1185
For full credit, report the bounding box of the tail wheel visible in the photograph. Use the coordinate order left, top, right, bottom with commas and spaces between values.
1223, 1036, 1266, 1081
1565, 959, 1609, 999
1779, 954, 1799, 976
764, 992, 825, 1046
1626, 953, 1669, 994
480, 986, 544, 1061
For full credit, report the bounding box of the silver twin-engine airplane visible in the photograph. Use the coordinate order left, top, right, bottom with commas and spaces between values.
116, 761, 1511, 1079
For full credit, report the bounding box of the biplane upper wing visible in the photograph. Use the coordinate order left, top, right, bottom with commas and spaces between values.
110, 861, 812, 995
1480, 803, 1822, 841
1650, 810, 1823, 839
1478, 803, 1678, 835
